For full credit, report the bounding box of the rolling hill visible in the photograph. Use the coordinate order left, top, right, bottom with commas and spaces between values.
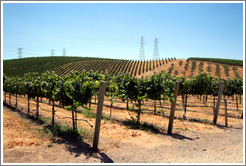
3, 56, 243, 79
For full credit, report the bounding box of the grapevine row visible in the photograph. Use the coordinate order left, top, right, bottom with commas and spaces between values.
3, 70, 243, 128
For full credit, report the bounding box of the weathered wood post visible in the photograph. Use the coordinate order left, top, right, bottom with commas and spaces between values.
15, 92, 18, 109
93, 81, 106, 152
9, 93, 11, 106
36, 96, 39, 119
213, 82, 224, 125
52, 100, 55, 127
167, 81, 180, 135
224, 99, 228, 127
4, 91, 6, 103
27, 95, 30, 114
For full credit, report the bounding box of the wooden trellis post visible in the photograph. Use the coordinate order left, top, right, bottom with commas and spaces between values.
224, 99, 228, 127
93, 81, 106, 152
167, 81, 180, 135
213, 82, 224, 125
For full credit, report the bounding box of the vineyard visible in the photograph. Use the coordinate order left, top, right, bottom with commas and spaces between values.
3, 56, 95, 77
3, 59, 244, 163
3, 56, 177, 77
3, 57, 243, 81
187, 57, 243, 66
42, 57, 177, 76
3, 70, 243, 128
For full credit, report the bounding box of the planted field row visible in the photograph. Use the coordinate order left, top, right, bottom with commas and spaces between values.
3, 56, 102, 77
54, 58, 176, 76
187, 57, 243, 66
3, 70, 243, 130
164, 60, 243, 79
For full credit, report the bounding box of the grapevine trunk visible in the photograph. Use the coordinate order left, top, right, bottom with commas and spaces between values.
136, 100, 141, 124
154, 100, 156, 115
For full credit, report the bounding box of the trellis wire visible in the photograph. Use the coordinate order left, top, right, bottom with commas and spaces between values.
37, 105, 94, 128
178, 103, 199, 139
227, 104, 243, 128
7, 97, 94, 128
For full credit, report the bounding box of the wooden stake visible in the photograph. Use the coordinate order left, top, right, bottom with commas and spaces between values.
213, 82, 224, 125
52, 100, 55, 126
36, 96, 39, 119
183, 94, 188, 119
28, 95, 30, 114
167, 81, 180, 135
93, 81, 106, 152
4, 91, 6, 103
9, 93, 11, 106
224, 99, 228, 127
16, 92, 18, 109
75, 108, 77, 129
236, 94, 238, 111
126, 99, 129, 110
71, 108, 75, 129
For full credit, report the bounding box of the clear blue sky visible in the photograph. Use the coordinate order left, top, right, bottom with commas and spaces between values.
3, 2, 244, 60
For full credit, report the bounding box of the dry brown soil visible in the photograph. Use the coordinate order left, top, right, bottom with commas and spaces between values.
138, 59, 243, 79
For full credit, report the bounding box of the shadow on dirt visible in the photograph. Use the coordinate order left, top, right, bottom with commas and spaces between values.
54, 138, 114, 163
121, 118, 194, 141
3, 103, 114, 163
169, 133, 193, 140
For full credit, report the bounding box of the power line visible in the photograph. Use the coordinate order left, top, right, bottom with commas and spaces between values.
18, 48, 23, 59
51, 49, 55, 56
153, 38, 159, 60
63, 49, 66, 56
139, 37, 145, 61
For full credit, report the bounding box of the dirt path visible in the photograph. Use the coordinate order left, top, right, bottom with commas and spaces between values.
100, 128, 243, 163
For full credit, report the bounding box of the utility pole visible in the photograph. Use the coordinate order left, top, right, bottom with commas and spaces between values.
63, 49, 66, 56
153, 38, 159, 60
51, 49, 55, 56
139, 37, 145, 61
18, 48, 23, 59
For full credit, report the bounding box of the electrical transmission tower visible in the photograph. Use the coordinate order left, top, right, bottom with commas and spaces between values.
153, 38, 159, 60
63, 49, 66, 56
139, 37, 145, 61
51, 49, 55, 56
18, 48, 23, 59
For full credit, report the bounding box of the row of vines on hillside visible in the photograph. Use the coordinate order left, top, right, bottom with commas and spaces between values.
54, 58, 176, 77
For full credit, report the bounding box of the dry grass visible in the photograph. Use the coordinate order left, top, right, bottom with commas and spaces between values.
3, 107, 51, 150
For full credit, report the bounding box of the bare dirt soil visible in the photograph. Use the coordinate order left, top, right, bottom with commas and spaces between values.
138, 59, 243, 79
2, 94, 244, 163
